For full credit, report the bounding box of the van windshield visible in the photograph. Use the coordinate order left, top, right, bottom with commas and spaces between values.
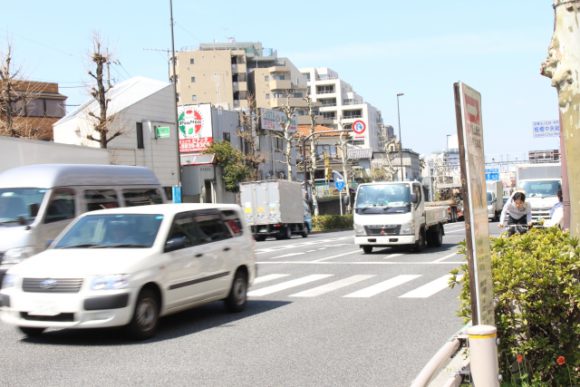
355, 184, 411, 214
521, 180, 561, 199
54, 213, 164, 249
0, 188, 47, 225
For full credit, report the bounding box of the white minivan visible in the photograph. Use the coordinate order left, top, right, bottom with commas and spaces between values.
0, 164, 166, 282
0, 203, 256, 339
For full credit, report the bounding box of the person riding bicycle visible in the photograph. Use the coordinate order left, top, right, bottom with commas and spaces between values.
498, 191, 532, 235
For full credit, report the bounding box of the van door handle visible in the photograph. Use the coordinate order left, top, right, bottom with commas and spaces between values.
223, 247, 231, 252
195, 253, 203, 258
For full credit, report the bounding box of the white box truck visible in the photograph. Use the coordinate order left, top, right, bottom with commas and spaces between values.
353, 181, 448, 253
240, 180, 309, 241
516, 163, 562, 223
486, 181, 504, 221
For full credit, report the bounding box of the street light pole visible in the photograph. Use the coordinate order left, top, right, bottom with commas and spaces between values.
396, 92, 405, 181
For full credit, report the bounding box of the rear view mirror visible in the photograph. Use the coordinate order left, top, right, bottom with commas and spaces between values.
410, 193, 418, 204
164, 235, 188, 252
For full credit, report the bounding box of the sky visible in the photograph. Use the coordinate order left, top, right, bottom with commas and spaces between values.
2, 1, 561, 160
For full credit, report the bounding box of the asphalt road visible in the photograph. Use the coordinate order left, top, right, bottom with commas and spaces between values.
0, 222, 486, 387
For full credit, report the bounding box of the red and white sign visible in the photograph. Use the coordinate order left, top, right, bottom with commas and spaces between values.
352, 120, 366, 136
178, 104, 213, 153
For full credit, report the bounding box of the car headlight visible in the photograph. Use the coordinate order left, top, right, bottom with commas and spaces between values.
3, 246, 36, 265
90, 274, 130, 291
354, 223, 366, 236
2, 273, 18, 289
400, 221, 414, 235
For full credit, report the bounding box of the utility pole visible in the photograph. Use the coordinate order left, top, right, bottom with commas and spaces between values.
396, 92, 405, 181
339, 130, 351, 213
169, 0, 182, 194
541, 0, 579, 236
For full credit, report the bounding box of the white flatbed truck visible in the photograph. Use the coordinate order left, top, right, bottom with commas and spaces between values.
353, 181, 448, 253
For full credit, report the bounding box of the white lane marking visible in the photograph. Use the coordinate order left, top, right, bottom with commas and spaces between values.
256, 261, 464, 265
290, 275, 375, 298
344, 275, 421, 298
253, 274, 290, 285
272, 252, 305, 259
383, 253, 402, 260
255, 237, 348, 254
248, 274, 332, 297
312, 250, 362, 262
399, 274, 460, 298
433, 252, 461, 263
305, 249, 318, 253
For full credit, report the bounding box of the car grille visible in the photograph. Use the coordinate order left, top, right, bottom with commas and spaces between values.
364, 225, 401, 236
21, 312, 75, 322
22, 278, 83, 293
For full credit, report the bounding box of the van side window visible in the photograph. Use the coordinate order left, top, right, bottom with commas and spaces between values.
44, 189, 76, 224
221, 210, 243, 236
122, 188, 164, 207
194, 210, 232, 242
84, 189, 120, 211
166, 213, 198, 251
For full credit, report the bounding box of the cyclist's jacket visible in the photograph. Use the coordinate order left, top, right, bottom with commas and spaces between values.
499, 198, 532, 225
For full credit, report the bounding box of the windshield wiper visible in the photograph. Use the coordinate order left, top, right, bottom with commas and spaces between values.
61, 243, 100, 249
99, 243, 149, 248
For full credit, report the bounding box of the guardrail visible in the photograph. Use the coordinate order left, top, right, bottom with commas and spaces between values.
410, 330, 469, 387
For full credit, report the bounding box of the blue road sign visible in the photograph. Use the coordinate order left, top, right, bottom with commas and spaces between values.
335, 178, 345, 191
485, 168, 499, 181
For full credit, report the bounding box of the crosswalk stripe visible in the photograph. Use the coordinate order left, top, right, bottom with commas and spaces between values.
343, 275, 421, 298
248, 274, 332, 297
253, 274, 290, 285
433, 252, 459, 263
289, 275, 375, 298
399, 274, 454, 298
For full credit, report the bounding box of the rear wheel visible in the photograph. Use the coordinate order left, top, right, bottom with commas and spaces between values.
285, 225, 292, 239
126, 288, 159, 340
301, 224, 308, 238
18, 327, 45, 338
362, 245, 373, 254
427, 224, 443, 247
225, 269, 248, 313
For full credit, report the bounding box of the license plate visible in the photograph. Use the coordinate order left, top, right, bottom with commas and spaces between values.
29, 302, 60, 316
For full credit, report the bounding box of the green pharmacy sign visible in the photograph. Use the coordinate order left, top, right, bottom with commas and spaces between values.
155, 126, 171, 139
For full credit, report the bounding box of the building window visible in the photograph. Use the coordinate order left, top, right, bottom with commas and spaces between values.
189, 58, 195, 65
190, 76, 195, 83
223, 132, 231, 142
264, 75, 269, 81
274, 137, 284, 151
316, 85, 335, 94
136, 122, 144, 149
265, 93, 270, 99
192, 95, 197, 102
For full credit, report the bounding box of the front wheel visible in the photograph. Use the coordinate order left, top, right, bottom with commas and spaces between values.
126, 288, 159, 340
225, 269, 248, 313
412, 229, 426, 252
18, 327, 45, 338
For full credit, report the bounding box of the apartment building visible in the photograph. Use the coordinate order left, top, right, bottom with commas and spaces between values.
0, 80, 67, 140
174, 41, 308, 112
300, 67, 386, 154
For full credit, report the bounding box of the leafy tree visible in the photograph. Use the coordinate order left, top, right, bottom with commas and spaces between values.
204, 141, 250, 192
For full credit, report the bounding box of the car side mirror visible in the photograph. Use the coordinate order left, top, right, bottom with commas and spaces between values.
164, 235, 188, 252
410, 193, 418, 204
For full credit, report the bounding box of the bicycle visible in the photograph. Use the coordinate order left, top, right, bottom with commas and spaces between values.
505, 223, 530, 237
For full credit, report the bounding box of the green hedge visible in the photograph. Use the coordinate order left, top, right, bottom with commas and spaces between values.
312, 214, 353, 232
450, 227, 579, 385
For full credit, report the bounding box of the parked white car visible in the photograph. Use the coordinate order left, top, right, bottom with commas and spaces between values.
0, 203, 256, 340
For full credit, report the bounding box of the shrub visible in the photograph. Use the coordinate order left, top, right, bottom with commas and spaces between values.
450, 227, 579, 385
312, 214, 353, 232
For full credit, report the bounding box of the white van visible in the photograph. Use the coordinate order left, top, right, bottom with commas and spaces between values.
0, 203, 256, 340
0, 164, 166, 280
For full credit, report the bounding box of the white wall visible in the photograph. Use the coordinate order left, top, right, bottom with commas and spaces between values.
0, 136, 109, 173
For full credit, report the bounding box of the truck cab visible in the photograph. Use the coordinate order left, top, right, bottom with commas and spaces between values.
353, 181, 447, 254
